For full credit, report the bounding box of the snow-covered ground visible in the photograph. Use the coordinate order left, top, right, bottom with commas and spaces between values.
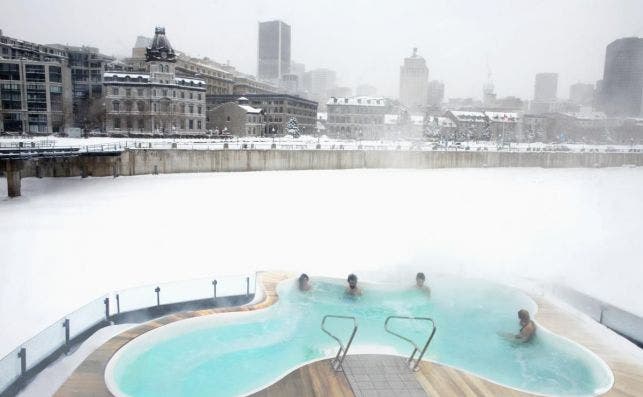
1, 168, 643, 358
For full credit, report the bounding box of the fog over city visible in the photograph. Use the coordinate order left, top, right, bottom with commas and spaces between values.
2, 0, 642, 99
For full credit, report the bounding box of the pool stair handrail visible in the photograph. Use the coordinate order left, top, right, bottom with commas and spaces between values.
384, 315, 437, 372
320, 315, 358, 372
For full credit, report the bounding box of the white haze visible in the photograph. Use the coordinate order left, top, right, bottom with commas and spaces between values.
1, 0, 642, 98
1, 168, 642, 357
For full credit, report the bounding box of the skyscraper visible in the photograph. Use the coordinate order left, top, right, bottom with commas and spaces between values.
534, 73, 558, 102
257, 20, 291, 82
599, 37, 643, 116
426, 80, 445, 107
399, 48, 428, 110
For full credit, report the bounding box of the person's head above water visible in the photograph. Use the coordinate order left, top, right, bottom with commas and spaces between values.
298, 273, 310, 290
347, 273, 358, 289
416, 272, 426, 287
518, 309, 531, 326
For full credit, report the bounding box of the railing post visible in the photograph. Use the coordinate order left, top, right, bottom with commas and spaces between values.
18, 348, 26, 376
212, 279, 217, 300
104, 297, 110, 321
155, 286, 161, 306
63, 319, 70, 354
116, 293, 120, 314
246, 277, 250, 296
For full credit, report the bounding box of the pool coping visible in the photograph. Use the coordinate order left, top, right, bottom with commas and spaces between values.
54, 272, 643, 397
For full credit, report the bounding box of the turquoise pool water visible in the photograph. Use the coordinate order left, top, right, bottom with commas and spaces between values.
107, 277, 613, 397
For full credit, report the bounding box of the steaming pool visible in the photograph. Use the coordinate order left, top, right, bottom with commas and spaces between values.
106, 276, 613, 397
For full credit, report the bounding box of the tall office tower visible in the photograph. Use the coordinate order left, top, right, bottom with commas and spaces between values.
599, 37, 643, 116
426, 80, 445, 107
534, 73, 558, 102
303, 68, 337, 98
257, 20, 291, 82
399, 48, 428, 110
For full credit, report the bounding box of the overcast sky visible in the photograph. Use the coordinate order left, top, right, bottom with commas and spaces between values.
2, 0, 642, 100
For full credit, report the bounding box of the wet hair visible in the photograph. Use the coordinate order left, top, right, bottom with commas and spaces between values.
299, 273, 309, 283
347, 274, 358, 282
416, 272, 426, 281
518, 309, 530, 321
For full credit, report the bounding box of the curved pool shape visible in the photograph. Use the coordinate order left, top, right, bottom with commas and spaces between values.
106, 277, 613, 397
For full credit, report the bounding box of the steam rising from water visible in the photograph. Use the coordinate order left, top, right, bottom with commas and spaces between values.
1, 168, 642, 357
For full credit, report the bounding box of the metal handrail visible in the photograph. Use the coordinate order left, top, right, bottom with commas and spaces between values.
320, 315, 358, 372
384, 315, 437, 372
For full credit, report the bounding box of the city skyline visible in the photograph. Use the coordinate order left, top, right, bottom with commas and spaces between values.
1, 0, 643, 101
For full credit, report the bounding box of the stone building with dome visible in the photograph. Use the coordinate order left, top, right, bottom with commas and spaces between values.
103, 27, 206, 136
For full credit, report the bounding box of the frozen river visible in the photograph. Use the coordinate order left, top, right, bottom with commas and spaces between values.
1, 168, 642, 357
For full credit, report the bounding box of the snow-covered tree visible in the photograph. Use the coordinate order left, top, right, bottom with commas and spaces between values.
286, 117, 300, 137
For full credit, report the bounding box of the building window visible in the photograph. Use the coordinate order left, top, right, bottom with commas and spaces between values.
189, 105, 194, 114
137, 101, 145, 112
112, 87, 119, 95
25, 64, 45, 82
197, 106, 202, 114
197, 120, 202, 129
137, 88, 144, 96
180, 119, 185, 129
153, 103, 157, 112
189, 119, 194, 129
138, 118, 144, 130
173, 90, 176, 97
112, 101, 120, 111
0, 63, 20, 81
162, 89, 168, 97
197, 93, 202, 100
48, 66, 62, 83
126, 117, 133, 129
125, 101, 133, 112
126, 88, 131, 97
114, 118, 121, 129
189, 92, 193, 99
153, 89, 157, 97
226, 116, 231, 122
180, 91, 184, 99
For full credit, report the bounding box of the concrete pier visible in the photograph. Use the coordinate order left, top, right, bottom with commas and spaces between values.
2, 160, 23, 198
2, 149, 643, 197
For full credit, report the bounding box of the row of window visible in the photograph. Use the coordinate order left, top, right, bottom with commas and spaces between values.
112, 118, 203, 130
112, 101, 203, 114
111, 86, 203, 100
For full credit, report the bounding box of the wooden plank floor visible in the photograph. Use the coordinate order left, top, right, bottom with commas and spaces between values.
54, 274, 643, 397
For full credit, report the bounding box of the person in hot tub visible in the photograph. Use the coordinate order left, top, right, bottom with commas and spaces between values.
415, 272, 431, 297
515, 309, 536, 342
500, 309, 536, 343
298, 273, 311, 291
345, 273, 362, 296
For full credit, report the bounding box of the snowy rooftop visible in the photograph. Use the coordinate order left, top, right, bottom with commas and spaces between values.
239, 104, 262, 114
485, 111, 520, 122
104, 72, 149, 80
327, 96, 386, 106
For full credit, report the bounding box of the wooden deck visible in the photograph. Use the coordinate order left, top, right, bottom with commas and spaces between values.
54, 273, 643, 397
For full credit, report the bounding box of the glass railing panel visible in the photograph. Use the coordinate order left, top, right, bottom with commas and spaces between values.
115, 284, 158, 313
22, 319, 65, 370
67, 295, 108, 339
0, 347, 22, 393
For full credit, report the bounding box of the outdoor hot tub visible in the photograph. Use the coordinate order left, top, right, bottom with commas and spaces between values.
105, 276, 613, 397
